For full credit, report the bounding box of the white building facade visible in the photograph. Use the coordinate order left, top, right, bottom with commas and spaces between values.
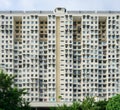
0, 8, 120, 107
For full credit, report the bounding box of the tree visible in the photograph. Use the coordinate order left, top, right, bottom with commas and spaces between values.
56, 104, 69, 110
70, 102, 81, 110
0, 70, 31, 110
106, 94, 120, 110
95, 100, 108, 110
80, 96, 97, 110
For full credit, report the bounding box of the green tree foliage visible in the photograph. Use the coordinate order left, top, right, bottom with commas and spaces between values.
49, 96, 120, 110
106, 94, 120, 110
95, 100, 108, 110
70, 102, 81, 110
56, 104, 69, 110
80, 97, 97, 110
54, 102, 81, 110
0, 70, 31, 110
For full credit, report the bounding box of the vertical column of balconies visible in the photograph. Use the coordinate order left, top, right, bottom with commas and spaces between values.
98, 17, 107, 100
30, 15, 39, 102
107, 15, 120, 99
39, 16, 48, 102
22, 15, 39, 102
81, 15, 99, 100
90, 16, 99, 99
0, 16, 2, 68
73, 16, 82, 101
13, 17, 22, 89
0, 15, 14, 75
47, 15, 56, 102
0, 15, 4, 70
63, 15, 73, 102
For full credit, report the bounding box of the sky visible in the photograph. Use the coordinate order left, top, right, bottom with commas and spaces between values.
0, 0, 120, 11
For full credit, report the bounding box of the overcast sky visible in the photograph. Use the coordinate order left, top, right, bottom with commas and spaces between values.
0, 0, 120, 11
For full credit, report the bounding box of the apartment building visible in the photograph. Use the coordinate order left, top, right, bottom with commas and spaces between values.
0, 7, 120, 107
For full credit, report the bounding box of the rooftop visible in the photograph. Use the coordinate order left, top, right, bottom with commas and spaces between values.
0, 8, 120, 14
